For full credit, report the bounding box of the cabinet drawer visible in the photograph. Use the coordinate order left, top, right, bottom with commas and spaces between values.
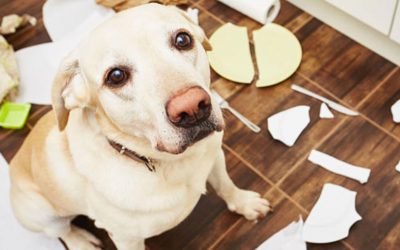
325, 0, 397, 35
390, 1, 400, 43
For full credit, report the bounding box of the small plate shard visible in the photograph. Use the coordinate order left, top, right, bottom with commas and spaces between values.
308, 149, 370, 184
207, 23, 255, 84
256, 216, 306, 250
396, 161, 400, 173
303, 183, 362, 244
391, 100, 400, 123
319, 103, 334, 119
267, 105, 310, 147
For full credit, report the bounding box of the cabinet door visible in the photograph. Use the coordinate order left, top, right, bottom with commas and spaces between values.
325, 0, 397, 35
391, 2, 400, 44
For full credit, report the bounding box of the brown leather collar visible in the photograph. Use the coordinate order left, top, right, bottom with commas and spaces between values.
108, 139, 156, 172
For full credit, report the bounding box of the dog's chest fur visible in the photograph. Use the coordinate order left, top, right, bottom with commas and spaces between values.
45, 111, 221, 237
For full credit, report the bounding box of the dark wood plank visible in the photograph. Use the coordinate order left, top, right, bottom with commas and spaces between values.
147, 149, 272, 249
280, 117, 400, 250
222, 74, 347, 183
358, 69, 400, 140
295, 18, 397, 107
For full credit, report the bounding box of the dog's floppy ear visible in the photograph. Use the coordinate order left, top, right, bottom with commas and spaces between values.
52, 50, 92, 131
176, 8, 212, 51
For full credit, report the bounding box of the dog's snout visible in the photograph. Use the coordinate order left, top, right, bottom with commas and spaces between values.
166, 86, 212, 128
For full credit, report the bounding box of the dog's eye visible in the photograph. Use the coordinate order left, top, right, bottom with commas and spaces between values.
173, 31, 193, 50
105, 68, 129, 87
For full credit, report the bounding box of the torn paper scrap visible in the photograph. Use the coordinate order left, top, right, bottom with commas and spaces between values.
268, 105, 310, 147
256, 216, 306, 250
303, 183, 361, 244
0, 14, 36, 35
217, 0, 280, 24
253, 23, 302, 87
396, 161, 400, 173
186, 8, 199, 25
0, 35, 19, 103
391, 100, 400, 123
43, 0, 115, 41
319, 103, 334, 119
291, 84, 358, 116
0, 153, 64, 250
208, 23, 254, 84
308, 149, 370, 184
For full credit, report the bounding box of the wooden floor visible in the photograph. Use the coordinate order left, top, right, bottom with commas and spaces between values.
1, 0, 400, 249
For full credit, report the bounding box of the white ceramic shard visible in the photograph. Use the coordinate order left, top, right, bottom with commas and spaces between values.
207, 23, 255, 84
267, 105, 310, 147
217, 0, 280, 24
0, 153, 64, 250
319, 103, 334, 119
256, 216, 306, 250
186, 8, 199, 25
303, 183, 362, 244
308, 149, 370, 184
253, 23, 302, 87
43, 0, 115, 41
396, 161, 400, 173
291, 84, 358, 116
391, 100, 400, 123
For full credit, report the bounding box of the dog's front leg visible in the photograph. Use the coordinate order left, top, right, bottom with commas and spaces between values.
208, 149, 271, 220
110, 234, 145, 250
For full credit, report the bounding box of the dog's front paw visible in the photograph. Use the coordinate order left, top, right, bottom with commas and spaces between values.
226, 189, 271, 221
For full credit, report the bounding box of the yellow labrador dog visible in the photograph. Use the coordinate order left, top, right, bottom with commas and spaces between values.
10, 4, 270, 250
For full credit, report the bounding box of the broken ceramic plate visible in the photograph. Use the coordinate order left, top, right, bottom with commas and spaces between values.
207, 23, 255, 84
319, 103, 334, 119
256, 216, 306, 250
253, 23, 302, 87
308, 149, 370, 184
303, 183, 361, 244
0, 153, 64, 249
43, 0, 115, 41
267, 105, 310, 147
391, 100, 400, 123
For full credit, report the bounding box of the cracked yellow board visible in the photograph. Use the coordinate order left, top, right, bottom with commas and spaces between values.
207, 23, 254, 84
253, 23, 302, 87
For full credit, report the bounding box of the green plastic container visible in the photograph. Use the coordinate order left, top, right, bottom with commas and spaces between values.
0, 102, 31, 129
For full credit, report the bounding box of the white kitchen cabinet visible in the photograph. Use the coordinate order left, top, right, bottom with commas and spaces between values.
325, 0, 397, 35
391, 1, 400, 43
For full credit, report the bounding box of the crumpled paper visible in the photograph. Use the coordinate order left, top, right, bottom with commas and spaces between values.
0, 35, 19, 103
0, 14, 36, 103
0, 14, 36, 35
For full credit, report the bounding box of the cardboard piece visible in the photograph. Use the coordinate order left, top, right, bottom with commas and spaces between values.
267, 105, 310, 147
256, 216, 306, 250
217, 0, 280, 24
253, 23, 302, 87
319, 103, 334, 119
43, 0, 115, 41
208, 23, 255, 84
308, 149, 370, 184
303, 183, 361, 244
0, 153, 64, 250
391, 100, 400, 123
291, 84, 358, 116
15, 0, 115, 104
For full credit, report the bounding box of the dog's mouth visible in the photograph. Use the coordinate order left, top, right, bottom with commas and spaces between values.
157, 119, 224, 154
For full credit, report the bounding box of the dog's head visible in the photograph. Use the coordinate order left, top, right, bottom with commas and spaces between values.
52, 4, 224, 154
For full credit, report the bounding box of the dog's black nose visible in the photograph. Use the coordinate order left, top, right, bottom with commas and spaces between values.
166, 86, 212, 128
